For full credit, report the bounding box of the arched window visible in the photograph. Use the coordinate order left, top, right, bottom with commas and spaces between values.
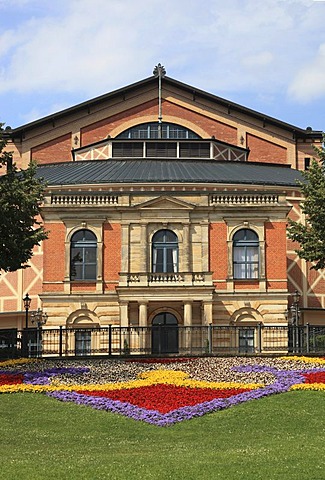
152, 230, 178, 273
70, 229, 97, 280
233, 229, 259, 279
116, 122, 200, 139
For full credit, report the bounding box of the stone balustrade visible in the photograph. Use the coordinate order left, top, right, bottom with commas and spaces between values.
119, 272, 213, 287
50, 194, 119, 205
210, 194, 279, 205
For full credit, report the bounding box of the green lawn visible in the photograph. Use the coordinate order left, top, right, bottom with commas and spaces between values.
1, 391, 324, 480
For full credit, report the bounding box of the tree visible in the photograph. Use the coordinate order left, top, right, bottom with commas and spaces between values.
287, 137, 325, 270
0, 124, 48, 272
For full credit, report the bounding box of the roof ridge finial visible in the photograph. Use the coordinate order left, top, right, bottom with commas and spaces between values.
153, 64, 166, 139
153, 63, 166, 78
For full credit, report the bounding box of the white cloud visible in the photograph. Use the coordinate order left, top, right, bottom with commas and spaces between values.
241, 52, 274, 68
288, 43, 325, 102
0, 0, 325, 128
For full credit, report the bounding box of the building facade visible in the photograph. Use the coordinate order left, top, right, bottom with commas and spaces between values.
1, 69, 324, 354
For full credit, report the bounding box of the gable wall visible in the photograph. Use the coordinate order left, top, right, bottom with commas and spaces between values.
81, 99, 238, 146
8, 80, 317, 169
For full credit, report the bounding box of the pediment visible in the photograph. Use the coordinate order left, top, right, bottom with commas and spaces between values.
136, 196, 195, 210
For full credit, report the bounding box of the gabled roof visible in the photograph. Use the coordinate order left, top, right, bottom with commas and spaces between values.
7, 75, 323, 139
36, 159, 303, 187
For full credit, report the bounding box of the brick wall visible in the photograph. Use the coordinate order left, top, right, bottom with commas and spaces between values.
265, 221, 287, 281
103, 222, 121, 290
31, 133, 72, 163
247, 133, 287, 164
43, 223, 66, 290
209, 222, 228, 286
81, 100, 238, 145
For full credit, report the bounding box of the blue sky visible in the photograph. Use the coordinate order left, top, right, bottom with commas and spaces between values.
1, 0, 325, 131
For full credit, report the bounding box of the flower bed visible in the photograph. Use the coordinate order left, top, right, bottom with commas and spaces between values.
76, 384, 252, 414
0, 356, 324, 426
0, 373, 24, 385
125, 357, 198, 364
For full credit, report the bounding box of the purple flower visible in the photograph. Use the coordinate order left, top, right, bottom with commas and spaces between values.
45, 365, 314, 426
4, 360, 324, 426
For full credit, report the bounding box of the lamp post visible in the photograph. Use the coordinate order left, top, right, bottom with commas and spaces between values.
23, 293, 31, 329
31, 308, 48, 357
289, 290, 301, 353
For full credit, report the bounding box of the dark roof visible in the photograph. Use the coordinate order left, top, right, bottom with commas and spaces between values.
36, 159, 303, 187
7, 75, 323, 139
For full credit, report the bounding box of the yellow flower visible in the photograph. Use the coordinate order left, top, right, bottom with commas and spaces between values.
280, 356, 325, 365
65, 370, 262, 392
290, 383, 325, 391
0, 358, 37, 368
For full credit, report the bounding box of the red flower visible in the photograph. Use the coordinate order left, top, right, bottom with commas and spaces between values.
0, 373, 24, 385
76, 384, 251, 414
303, 372, 325, 384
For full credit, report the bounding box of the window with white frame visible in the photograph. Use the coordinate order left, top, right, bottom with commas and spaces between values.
233, 229, 259, 279
152, 229, 178, 273
70, 229, 97, 280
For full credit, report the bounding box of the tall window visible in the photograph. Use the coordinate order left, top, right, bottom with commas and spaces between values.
152, 230, 178, 273
70, 229, 97, 280
233, 229, 259, 279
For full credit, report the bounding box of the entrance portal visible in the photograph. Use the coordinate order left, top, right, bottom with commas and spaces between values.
152, 312, 179, 354
75, 330, 91, 356
238, 327, 255, 353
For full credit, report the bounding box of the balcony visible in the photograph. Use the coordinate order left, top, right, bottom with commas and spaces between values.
119, 272, 213, 287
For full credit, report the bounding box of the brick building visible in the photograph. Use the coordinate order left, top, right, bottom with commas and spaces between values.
0, 67, 324, 354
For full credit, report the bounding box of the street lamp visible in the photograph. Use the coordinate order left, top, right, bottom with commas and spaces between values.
31, 308, 48, 357
291, 290, 301, 325
31, 308, 48, 328
23, 293, 31, 329
289, 290, 301, 353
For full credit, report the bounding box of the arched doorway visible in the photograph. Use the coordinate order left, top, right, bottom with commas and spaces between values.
152, 312, 179, 354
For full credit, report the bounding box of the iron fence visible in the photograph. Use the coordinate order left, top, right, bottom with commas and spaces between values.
0, 324, 324, 359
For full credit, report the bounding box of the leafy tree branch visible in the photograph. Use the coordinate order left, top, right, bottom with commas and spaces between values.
287, 136, 325, 270
0, 124, 48, 272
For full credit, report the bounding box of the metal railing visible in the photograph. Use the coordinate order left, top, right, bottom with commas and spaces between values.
0, 324, 324, 359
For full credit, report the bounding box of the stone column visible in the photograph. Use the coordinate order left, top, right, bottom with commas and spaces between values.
120, 301, 129, 327
203, 301, 213, 325
96, 236, 103, 293
64, 238, 71, 293
121, 223, 130, 273
201, 221, 209, 272
184, 301, 192, 353
183, 223, 190, 272
259, 240, 266, 292
259, 240, 266, 278
140, 223, 147, 272
184, 301, 193, 326
138, 301, 148, 353
120, 301, 129, 353
139, 301, 148, 326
